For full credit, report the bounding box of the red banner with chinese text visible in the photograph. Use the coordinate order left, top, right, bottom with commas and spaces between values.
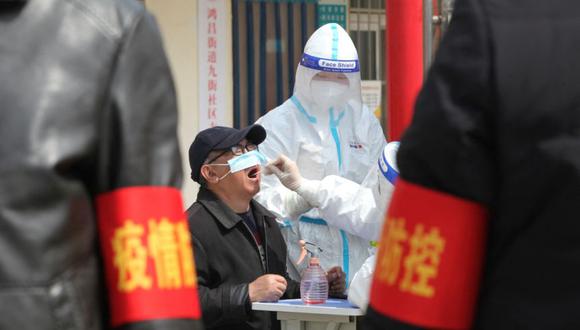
370, 179, 487, 329
97, 186, 201, 327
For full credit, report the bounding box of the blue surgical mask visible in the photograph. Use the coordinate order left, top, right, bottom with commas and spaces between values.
227, 150, 268, 173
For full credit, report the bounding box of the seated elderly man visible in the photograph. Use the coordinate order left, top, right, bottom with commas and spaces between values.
186, 124, 345, 330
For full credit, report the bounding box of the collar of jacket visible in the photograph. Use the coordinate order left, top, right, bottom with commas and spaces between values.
196, 186, 277, 230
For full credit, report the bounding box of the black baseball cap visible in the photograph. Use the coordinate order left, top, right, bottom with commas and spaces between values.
188, 124, 267, 183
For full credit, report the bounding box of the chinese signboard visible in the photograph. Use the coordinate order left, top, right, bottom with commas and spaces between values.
198, 0, 228, 130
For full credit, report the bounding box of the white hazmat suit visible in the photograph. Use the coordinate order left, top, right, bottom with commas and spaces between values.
255, 23, 387, 286
266, 142, 400, 310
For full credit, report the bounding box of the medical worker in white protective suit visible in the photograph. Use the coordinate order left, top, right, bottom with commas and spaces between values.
255, 23, 387, 287
265, 142, 399, 310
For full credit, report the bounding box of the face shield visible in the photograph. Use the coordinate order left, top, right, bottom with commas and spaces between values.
378, 142, 400, 188
374, 142, 400, 214
293, 23, 362, 113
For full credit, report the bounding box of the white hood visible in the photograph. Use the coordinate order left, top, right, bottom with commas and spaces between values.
293, 23, 362, 113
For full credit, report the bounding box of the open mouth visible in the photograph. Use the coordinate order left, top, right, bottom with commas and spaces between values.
247, 167, 260, 179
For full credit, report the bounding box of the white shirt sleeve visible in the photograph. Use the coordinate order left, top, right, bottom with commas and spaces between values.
298, 173, 390, 242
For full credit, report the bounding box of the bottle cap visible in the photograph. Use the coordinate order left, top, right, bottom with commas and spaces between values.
296, 240, 324, 265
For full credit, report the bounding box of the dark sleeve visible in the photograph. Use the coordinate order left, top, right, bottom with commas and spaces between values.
365, 0, 494, 328
96, 8, 181, 192
95, 7, 202, 330
191, 234, 251, 328
398, 0, 496, 205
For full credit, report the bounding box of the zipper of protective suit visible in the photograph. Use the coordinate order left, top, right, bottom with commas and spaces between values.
240, 221, 268, 273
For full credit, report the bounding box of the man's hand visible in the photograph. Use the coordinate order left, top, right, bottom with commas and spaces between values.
326, 266, 346, 298
249, 274, 288, 302
264, 154, 303, 191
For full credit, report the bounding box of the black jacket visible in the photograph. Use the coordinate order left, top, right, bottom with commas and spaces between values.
365, 0, 580, 329
0, 0, 202, 329
187, 187, 300, 330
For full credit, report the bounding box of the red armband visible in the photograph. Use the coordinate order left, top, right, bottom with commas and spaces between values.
97, 186, 201, 327
369, 179, 487, 329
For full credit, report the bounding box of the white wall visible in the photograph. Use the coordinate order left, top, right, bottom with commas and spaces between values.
146, 0, 233, 207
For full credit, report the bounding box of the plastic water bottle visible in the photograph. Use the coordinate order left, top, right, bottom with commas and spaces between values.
300, 257, 328, 304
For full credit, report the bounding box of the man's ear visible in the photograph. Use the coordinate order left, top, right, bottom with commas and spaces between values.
200, 165, 219, 184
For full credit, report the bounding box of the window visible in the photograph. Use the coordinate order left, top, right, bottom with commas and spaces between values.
232, 1, 318, 128
350, 0, 387, 131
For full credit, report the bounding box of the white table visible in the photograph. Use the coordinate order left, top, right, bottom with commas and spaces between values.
252, 298, 363, 330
